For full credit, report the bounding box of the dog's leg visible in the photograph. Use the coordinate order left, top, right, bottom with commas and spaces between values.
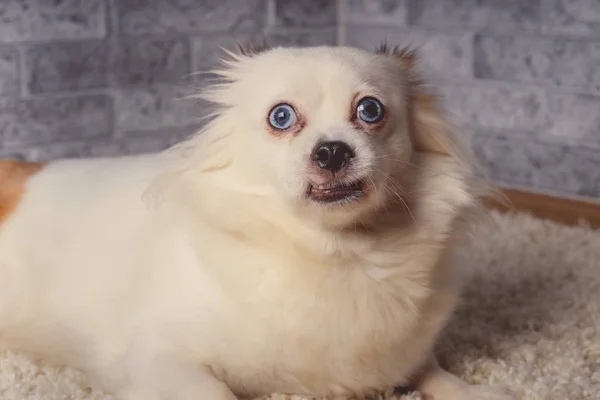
412, 355, 515, 400
120, 349, 237, 400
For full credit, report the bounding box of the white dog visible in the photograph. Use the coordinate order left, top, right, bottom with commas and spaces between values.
0, 44, 510, 400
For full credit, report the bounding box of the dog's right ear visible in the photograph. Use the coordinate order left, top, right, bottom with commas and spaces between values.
236, 39, 270, 57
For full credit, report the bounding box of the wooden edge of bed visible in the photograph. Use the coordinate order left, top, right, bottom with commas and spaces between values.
483, 187, 600, 230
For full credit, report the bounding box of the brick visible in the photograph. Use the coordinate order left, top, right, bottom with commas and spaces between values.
114, 85, 206, 133
275, 0, 336, 27
408, 0, 541, 31
1, 137, 114, 162
543, 0, 600, 36
267, 29, 337, 47
0, 0, 106, 43
0, 94, 111, 147
116, 0, 265, 35
113, 38, 190, 87
25, 41, 108, 94
192, 32, 266, 78
472, 134, 600, 198
115, 125, 199, 155
192, 30, 334, 83
345, 26, 473, 79
0, 124, 197, 161
474, 34, 600, 93
545, 93, 600, 147
438, 84, 548, 133
0, 47, 19, 97
342, 0, 407, 26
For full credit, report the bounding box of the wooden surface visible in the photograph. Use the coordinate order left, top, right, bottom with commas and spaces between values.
484, 188, 600, 229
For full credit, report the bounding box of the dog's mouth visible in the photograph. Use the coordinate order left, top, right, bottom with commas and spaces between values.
307, 180, 366, 204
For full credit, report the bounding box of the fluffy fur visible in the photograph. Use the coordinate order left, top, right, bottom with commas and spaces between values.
0, 45, 509, 400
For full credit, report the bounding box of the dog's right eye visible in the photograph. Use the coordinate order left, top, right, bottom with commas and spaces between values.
268, 103, 297, 131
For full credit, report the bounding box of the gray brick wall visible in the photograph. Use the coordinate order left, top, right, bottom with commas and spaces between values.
0, 0, 598, 201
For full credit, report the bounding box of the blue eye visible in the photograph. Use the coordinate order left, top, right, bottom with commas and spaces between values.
268, 103, 297, 131
356, 97, 384, 124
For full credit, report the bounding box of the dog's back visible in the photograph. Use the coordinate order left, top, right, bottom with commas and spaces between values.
0, 155, 163, 363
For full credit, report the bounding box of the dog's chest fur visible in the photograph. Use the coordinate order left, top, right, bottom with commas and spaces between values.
191, 229, 454, 397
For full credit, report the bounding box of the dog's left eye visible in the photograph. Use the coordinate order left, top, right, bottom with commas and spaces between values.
356, 97, 384, 124
268, 103, 298, 131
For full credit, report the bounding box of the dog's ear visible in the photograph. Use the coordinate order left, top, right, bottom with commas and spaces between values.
407, 88, 460, 158
236, 39, 270, 57
375, 42, 417, 69
377, 42, 462, 159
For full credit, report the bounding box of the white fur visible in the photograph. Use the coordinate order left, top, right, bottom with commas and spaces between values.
0, 46, 508, 400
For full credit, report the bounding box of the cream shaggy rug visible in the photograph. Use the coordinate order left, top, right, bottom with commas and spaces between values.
1, 211, 599, 400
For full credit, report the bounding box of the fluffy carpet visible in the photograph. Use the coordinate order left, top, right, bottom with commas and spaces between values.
1, 210, 598, 400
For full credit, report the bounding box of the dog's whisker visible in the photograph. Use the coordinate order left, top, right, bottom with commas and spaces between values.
367, 175, 379, 201
373, 154, 424, 170
380, 174, 416, 222
382, 180, 416, 224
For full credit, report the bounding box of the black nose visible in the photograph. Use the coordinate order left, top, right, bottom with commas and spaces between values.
310, 141, 355, 173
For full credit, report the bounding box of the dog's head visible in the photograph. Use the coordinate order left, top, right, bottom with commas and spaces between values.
181, 44, 468, 229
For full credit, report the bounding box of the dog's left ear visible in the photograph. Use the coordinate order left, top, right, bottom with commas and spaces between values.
375, 43, 418, 69
377, 43, 463, 159
236, 39, 270, 57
